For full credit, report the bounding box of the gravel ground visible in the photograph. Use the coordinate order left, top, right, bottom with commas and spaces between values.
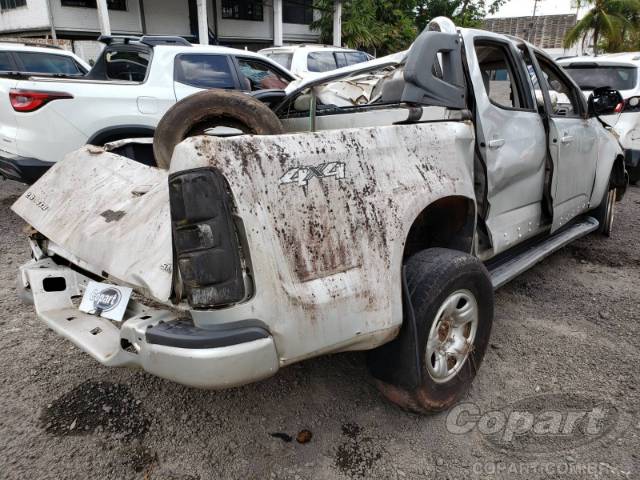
1, 179, 639, 480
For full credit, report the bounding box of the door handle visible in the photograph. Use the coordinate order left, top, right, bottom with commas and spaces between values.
488, 139, 505, 149
560, 135, 574, 144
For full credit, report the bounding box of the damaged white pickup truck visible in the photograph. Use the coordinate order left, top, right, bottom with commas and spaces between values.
13, 19, 627, 413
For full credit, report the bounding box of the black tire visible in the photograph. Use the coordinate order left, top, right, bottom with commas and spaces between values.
592, 179, 616, 237
374, 248, 494, 414
153, 89, 284, 169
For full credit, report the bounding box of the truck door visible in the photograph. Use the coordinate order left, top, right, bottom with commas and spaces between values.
464, 33, 548, 255
173, 53, 240, 101
531, 53, 598, 233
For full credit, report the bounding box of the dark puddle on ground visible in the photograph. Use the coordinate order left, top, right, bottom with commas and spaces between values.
1, 195, 19, 206
335, 422, 384, 478
41, 381, 156, 474
40, 380, 150, 441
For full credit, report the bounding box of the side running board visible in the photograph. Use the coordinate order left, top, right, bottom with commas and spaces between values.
489, 217, 599, 289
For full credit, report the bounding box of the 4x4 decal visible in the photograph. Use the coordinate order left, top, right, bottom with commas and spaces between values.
279, 162, 346, 187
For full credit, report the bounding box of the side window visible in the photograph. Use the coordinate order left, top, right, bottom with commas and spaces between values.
236, 57, 290, 90
307, 51, 337, 72
474, 42, 528, 110
174, 54, 236, 89
0, 51, 14, 71
344, 51, 370, 66
518, 47, 545, 111
15, 52, 83, 76
265, 52, 293, 70
74, 60, 88, 75
334, 52, 348, 69
105, 50, 150, 81
334, 51, 369, 68
534, 55, 582, 117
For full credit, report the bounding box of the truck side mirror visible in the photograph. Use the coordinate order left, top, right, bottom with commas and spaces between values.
402, 30, 466, 109
588, 87, 624, 116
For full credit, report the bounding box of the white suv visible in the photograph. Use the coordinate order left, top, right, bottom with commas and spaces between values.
259, 45, 372, 78
560, 53, 640, 183
0, 36, 293, 183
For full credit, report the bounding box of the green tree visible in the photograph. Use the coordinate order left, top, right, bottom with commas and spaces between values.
602, 0, 640, 51
564, 0, 640, 55
415, 0, 507, 30
311, 0, 417, 55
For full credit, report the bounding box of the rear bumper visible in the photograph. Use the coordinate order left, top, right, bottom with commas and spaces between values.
0, 152, 53, 184
18, 257, 279, 389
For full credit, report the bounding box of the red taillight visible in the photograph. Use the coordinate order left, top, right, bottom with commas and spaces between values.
614, 101, 625, 114
9, 89, 73, 112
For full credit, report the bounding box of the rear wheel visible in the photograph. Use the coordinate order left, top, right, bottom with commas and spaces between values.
373, 248, 494, 414
153, 89, 284, 170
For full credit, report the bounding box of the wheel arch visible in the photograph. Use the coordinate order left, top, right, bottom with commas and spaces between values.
87, 125, 155, 146
611, 153, 627, 200
591, 151, 627, 210
402, 195, 477, 261
367, 194, 478, 393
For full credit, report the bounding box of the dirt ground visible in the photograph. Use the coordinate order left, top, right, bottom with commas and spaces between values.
1, 179, 639, 480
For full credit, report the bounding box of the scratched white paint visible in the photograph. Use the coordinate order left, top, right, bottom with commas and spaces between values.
170, 123, 476, 363
12, 148, 173, 301
13, 122, 476, 364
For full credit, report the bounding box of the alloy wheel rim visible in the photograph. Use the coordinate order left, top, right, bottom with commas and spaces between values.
606, 189, 616, 233
425, 289, 479, 384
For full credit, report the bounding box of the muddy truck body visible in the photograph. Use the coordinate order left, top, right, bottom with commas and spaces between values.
13, 19, 627, 412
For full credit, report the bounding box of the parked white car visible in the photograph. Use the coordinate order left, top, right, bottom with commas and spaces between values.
0, 36, 294, 183
259, 44, 373, 78
559, 53, 640, 183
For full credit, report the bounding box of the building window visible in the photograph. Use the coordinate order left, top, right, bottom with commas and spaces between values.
221, 0, 263, 21
61, 0, 127, 11
0, 0, 27, 10
283, 0, 313, 25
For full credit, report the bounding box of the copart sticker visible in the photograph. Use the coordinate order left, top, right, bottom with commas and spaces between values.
279, 162, 345, 187
79, 280, 133, 322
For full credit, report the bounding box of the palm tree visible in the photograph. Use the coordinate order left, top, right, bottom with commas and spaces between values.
564, 0, 640, 55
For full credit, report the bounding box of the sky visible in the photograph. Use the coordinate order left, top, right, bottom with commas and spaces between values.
490, 0, 586, 18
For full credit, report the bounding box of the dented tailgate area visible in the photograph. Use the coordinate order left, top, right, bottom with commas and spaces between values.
12, 120, 475, 388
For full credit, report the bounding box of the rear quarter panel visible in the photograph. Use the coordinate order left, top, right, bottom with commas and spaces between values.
170, 123, 476, 363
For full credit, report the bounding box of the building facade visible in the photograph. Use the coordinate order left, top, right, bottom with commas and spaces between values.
0, 0, 324, 53
484, 13, 585, 58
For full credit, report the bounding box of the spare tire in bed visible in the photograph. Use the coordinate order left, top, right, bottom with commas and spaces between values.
153, 89, 284, 170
